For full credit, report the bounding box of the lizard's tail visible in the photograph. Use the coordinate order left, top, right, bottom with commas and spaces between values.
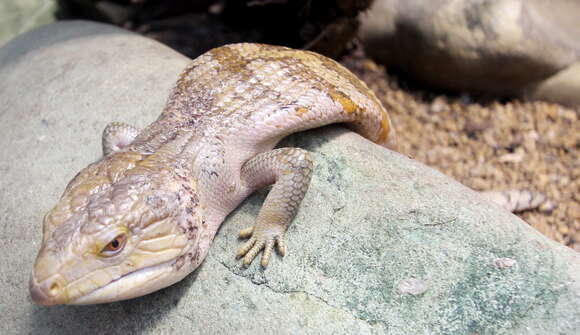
260, 82, 398, 152
291, 46, 397, 151
286, 46, 398, 151
235, 45, 398, 151
340, 92, 398, 151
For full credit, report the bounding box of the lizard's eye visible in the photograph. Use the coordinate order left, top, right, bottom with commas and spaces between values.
101, 234, 127, 257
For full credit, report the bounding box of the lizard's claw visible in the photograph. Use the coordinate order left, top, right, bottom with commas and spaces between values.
236, 225, 286, 268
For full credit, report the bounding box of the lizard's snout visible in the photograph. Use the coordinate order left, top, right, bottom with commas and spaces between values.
29, 274, 67, 306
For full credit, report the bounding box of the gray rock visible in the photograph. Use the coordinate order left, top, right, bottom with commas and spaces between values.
0, 0, 57, 46
523, 61, 580, 107
1, 21, 579, 335
360, 0, 580, 106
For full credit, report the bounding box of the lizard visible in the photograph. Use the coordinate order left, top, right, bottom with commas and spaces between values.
29, 43, 397, 305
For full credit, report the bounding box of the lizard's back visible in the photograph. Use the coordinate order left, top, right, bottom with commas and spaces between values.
133, 43, 396, 156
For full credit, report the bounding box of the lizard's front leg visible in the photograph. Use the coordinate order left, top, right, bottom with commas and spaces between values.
237, 148, 313, 267
102, 122, 140, 155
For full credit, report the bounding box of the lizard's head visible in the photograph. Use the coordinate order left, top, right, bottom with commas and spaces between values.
30, 152, 200, 305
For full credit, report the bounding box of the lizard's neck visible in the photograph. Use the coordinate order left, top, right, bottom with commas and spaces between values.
128, 121, 240, 258
132, 125, 232, 232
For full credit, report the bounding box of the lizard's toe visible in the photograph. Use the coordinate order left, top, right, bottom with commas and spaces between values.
275, 236, 286, 257
236, 237, 256, 258
260, 240, 275, 267
242, 241, 266, 266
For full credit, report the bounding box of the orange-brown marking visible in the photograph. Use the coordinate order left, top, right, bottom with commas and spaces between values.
376, 110, 393, 146
329, 91, 360, 115
295, 107, 309, 118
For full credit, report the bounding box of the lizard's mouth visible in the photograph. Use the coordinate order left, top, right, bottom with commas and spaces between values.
69, 259, 177, 305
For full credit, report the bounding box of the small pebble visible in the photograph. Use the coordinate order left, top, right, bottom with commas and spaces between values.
397, 278, 429, 295
494, 257, 517, 269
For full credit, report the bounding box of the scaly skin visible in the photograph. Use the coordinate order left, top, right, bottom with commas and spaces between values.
30, 43, 397, 305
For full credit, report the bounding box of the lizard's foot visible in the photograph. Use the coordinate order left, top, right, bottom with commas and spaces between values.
237, 148, 313, 268
236, 223, 286, 268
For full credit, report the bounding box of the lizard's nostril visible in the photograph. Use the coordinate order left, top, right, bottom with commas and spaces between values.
48, 281, 61, 297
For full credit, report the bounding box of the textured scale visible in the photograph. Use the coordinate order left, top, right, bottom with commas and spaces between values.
29, 43, 396, 306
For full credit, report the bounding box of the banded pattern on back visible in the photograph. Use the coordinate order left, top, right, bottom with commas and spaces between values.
151, 43, 395, 152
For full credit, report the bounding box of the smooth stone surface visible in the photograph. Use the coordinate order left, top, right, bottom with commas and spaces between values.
359, 0, 580, 106
0, 0, 57, 46
1, 21, 579, 335
523, 61, 580, 107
